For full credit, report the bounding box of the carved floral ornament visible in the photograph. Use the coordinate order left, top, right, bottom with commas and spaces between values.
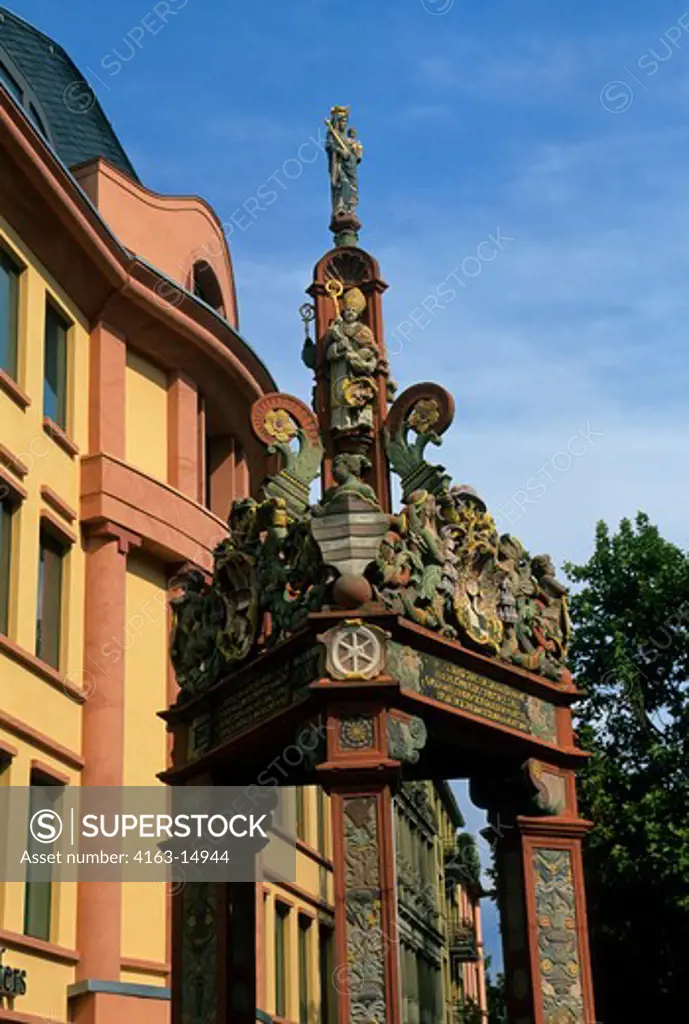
407, 397, 441, 435
340, 715, 375, 750
264, 408, 298, 444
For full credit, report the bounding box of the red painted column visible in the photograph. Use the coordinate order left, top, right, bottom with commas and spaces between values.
318, 702, 402, 1024
76, 524, 140, 985
88, 322, 126, 458
495, 806, 596, 1023
168, 371, 199, 498
329, 781, 401, 1024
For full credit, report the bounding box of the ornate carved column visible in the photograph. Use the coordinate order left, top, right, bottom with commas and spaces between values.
482, 765, 597, 1024
329, 781, 400, 1024
314, 622, 428, 1024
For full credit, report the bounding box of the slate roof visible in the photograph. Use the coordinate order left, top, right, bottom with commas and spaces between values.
0, 6, 138, 179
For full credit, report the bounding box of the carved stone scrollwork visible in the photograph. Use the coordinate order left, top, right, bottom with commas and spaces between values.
470, 760, 568, 823
526, 760, 568, 816
324, 250, 372, 287
250, 392, 323, 519
385, 382, 455, 502
387, 715, 427, 764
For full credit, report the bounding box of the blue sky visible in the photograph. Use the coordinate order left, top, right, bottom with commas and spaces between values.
10, 0, 689, 976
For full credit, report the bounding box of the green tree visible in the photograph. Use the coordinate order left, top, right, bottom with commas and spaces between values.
565, 513, 689, 1021
484, 954, 507, 1023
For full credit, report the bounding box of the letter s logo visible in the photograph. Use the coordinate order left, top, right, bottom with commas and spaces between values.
30, 809, 63, 844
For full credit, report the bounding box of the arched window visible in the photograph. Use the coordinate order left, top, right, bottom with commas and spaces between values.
192, 261, 225, 315
0, 46, 52, 143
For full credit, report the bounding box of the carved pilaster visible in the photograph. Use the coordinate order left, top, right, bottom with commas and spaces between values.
330, 785, 401, 1024
484, 784, 595, 1024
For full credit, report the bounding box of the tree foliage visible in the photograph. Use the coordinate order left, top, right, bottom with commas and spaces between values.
484, 955, 507, 1024
565, 513, 689, 1020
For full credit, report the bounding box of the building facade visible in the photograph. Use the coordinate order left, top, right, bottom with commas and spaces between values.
261, 783, 486, 1024
0, 9, 486, 1024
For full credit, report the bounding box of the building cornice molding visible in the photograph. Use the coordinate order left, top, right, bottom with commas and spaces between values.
0, 926, 79, 966
0, 91, 275, 400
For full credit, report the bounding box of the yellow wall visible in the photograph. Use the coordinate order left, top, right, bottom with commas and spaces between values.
263, 878, 327, 1023
125, 350, 169, 482
262, 787, 335, 1020
120, 553, 169, 970
0, 217, 87, 1021
0, 216, 87, 673
122, 553, 168, 788
0, 217, 87, 754
0, 943, 75, 1021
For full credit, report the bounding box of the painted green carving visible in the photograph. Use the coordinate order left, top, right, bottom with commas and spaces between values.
261, 426, 323, 520
385, 400, 451, 500
385, 384, 455, 501
382, 384, 571, 683
533, 848, 585, 1022
316, 453, 380, 512
170, 497, 329, 697
251, 394, 324, 519
372, 486, 571, 684
387, 715, 427, 764
343, 796, 387, 1020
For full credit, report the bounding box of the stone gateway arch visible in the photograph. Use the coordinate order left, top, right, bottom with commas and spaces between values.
162, 109, 597, 1024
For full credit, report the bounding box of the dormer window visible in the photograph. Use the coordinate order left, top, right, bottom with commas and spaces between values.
0, 61, 21, 103
0, 46, 52, 142
192, 261, 225, 315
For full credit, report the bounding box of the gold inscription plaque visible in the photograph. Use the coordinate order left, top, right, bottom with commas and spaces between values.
388, 643, 557, 742
189, 647, 322, 757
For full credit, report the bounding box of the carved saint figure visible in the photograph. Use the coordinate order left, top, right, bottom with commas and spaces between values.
325, 105, 363, 219
325, 286, 380, 431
